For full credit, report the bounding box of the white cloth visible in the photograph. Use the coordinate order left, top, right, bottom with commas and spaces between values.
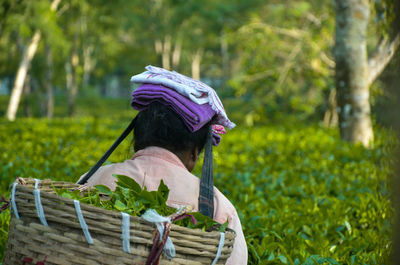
141, 209, 175, 259
130, 65, 235, 129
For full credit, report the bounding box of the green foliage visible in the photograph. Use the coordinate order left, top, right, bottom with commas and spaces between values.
55, 175, 174, 217
0, 94, 135, 119
0, 209, 9, 260
203, 125, 395, 265
55, 174, 222, 232
370, 0, 396, 37
227, 0, 335, 120
0, 117, 395, 264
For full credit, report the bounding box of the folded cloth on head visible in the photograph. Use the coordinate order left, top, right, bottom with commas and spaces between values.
131, 83, 222, 145
130, 65, 235, 130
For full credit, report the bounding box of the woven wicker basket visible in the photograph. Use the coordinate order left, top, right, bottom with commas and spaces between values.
3, 178, 235, 265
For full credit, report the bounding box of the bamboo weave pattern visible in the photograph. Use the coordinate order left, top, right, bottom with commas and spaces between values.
3, 178, 235, 265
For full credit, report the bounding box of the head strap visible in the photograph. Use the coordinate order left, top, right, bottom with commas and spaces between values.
198, 126, 214, 218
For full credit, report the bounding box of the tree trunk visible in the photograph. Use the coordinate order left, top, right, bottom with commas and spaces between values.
65, 57, 79, 116
5, 0, 61, 121
172, 38, 182, 69
334, 0, 373, 147
66, 20, 80, 116
191, 49, 203, 80
82, 45, 94, 88
368, 34, 400, 85
323, 88, 338, 127
45, 44, 54, 119
154, 39, 163, 66
23, 73, 32, 117
6, 31, 41, 121
155, 39, 163, 54
162, 35, 171, 70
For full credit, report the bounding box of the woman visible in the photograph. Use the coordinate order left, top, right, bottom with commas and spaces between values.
78, 66, 248, 264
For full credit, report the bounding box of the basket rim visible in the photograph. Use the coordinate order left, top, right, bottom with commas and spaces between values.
11, 177, 236, 238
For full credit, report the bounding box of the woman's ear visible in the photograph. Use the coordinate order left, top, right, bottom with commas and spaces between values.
191, 146, 199, 164
184, 146, 199, 172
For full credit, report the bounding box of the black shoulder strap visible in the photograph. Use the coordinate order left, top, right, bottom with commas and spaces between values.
77, 117, 137, 184
198, 126, 214, 218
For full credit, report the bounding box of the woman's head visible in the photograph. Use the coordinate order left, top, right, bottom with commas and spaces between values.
134, 103, 211, 171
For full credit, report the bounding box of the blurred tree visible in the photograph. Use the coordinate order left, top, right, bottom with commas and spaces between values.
334, 0, 400, 147
44, 42, 54, 118
5, 0, 61, 121
227, 0, 334, 122
3, 0, 396, 126
143, 0, 261, 80
61, 0, 88, 116
145, 0, 187, 71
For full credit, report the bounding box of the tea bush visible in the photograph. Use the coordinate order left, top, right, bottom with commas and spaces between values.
0, 117, 395, 264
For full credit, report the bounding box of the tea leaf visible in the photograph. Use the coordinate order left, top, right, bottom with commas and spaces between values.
95, 185, 112, 196
114, 174, 142, 193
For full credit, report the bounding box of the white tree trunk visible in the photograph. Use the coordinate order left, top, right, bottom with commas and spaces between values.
162, 35, 171, 70
45, 44, 54, 119
368, 33, 400, 85
191, 49, 203, 80
5, 0, 61, 121
66, 19, 80, 116
23, 73, 32, 117
65, 54, 79, 116
155, 39, 163, 55
172, 38, 182, 69
6, 31, 41, 121
335, 0, 373, 147
323, 88, 338, 127
82, 45, 94, 88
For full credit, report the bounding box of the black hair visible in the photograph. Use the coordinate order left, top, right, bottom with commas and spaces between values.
134, 103, 210, 153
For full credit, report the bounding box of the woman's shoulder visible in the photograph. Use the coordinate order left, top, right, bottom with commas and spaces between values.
77, 160, 136, 188
213, 186, 239, 223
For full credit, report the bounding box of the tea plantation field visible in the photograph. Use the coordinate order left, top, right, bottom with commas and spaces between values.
0, 117, 395, 264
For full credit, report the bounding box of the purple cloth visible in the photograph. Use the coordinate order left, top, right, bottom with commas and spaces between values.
212, 133, 221, 146
131, 83, 221, 145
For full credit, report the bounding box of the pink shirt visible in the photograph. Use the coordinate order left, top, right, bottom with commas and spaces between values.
79, 146, 248, 265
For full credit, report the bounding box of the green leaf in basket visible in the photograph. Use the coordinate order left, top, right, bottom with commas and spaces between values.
114, 200, 127, 211
50, 175, 223, 234
61, 192, 73, 199
157, 180, 169, 200
218, 220, 229, 232
182, 212, 228, 232
95, 185, 112, 196
139, 190, 157, 205
114, 174, 142, 193
130, 200, 145, 214
120, 186, 131, 198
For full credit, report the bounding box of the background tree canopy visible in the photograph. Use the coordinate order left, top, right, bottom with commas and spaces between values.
0, 0, 397, 127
